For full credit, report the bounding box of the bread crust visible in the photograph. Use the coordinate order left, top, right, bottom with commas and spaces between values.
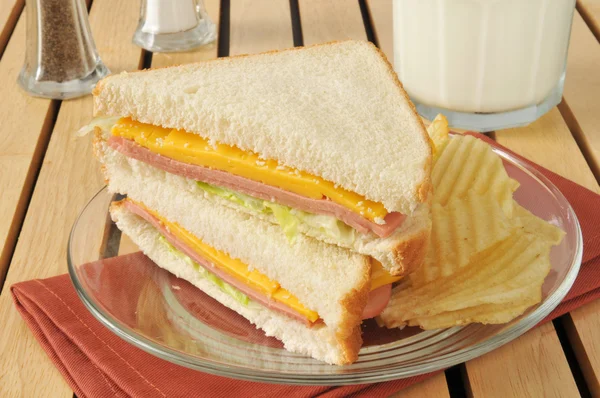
389, 222, 431, 276
335, 257, 371, 364
92, 127, 109, 183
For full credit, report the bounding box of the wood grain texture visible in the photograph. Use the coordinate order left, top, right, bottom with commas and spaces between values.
299, 1, 449, 395
0, 15, 55, 289
496, 107, 600, 192
391, 373, 450, 398
561, 12, 600, 181
118, 233, 139, 256
578, 0, 600, 41
229, 0, 293, 56
0, 0, 142, 396
465, 323, 579, 397
366, 0, 393, 65
298, 0, 366, 45
0, 0, 22, 57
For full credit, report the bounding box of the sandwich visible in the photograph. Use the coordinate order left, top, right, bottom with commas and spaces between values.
92, 40, 432, 276
91, 40, 432, 364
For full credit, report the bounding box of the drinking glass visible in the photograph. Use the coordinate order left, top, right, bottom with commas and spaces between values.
393, 0, 576, 132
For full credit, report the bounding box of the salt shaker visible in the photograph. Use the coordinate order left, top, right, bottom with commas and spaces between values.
18, 0, 109, 99
133, 0, 216, 52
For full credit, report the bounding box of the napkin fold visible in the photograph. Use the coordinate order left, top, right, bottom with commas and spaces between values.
11, 135, 600, 398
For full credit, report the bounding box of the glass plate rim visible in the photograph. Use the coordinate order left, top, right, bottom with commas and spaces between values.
68, 147, 583, 385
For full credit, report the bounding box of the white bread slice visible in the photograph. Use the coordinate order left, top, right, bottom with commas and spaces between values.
93, 40, 432, 215
96, 131, 429, 275
110, 203, 364, 365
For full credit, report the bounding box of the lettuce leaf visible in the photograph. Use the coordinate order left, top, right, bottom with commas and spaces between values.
76, 116, 120, 137
266, 202, 297, 242
196, 182, 357, 245
158, 236, 250, 306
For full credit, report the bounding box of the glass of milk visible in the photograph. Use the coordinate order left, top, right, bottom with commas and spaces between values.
393, 0, 576, 132
133, 0, 216, 52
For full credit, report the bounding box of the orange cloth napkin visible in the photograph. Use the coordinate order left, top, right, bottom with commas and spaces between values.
11, 134, 600, 397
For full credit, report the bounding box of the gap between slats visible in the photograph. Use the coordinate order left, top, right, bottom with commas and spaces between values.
0, 0, 23, 60
218, 0, 230, 57
553, 316, 593, 398
577, 0, 600, 43
289, 0, 303, 47
558, 99, 600, 185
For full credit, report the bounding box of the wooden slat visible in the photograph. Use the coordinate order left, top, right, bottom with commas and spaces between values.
298, 0, 366, 45
392, 374, 450, 398
0, 0, 142, 396
118, 234, 139, 256
561, 12, 600, 180
366, 0, 393, 65
367, 1, 580, 395
565, 302, 600, 396
0, 0, 22, 57
229, 0, 293, 56
0, 14, 55, 288
299, 1, 448, 395
495, 108, 600, 192
578, 0, 600, 40
465, 322, 579, 397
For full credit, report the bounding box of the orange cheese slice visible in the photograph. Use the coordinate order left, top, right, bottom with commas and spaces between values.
112, 118, 388, 221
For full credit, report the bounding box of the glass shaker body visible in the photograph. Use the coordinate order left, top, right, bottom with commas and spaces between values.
133, 0, 216, 52
18, 0, 109, 99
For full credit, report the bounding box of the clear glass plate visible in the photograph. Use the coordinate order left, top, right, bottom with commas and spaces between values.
68, 146, 582, 385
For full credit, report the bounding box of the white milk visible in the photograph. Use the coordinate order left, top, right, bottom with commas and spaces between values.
393, 0, 575, 113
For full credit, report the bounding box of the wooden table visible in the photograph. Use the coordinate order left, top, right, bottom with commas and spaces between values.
0, 0, 599, 396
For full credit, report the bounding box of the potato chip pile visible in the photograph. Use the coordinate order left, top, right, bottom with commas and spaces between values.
378, 115, 565, 330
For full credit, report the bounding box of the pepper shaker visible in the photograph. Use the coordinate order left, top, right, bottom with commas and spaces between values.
133, 0, 216, 52
18, 0, 109, 99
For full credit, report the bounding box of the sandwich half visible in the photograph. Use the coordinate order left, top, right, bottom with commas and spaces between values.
108, 198, 373, 364
92, 40, 432, 276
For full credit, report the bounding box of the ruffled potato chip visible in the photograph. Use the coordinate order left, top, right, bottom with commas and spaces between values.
378, 129, 564, 330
